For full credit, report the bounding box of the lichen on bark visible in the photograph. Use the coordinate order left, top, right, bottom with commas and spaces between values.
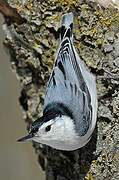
1, 0, 119, 179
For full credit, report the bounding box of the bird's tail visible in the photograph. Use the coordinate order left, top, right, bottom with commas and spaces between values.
60, 12, 73, 41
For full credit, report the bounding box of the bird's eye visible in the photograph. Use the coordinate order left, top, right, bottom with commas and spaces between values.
45, 125, 51, 132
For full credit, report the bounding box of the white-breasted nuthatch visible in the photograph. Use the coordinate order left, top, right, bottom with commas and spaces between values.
18, 13, 97, 151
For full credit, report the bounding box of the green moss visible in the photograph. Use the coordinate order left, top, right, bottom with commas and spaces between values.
85, 171, 94, 180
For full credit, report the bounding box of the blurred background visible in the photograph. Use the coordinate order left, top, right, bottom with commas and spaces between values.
0, 14, 44, 180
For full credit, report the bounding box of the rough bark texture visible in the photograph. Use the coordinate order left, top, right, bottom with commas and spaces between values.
1, 0, 119, 179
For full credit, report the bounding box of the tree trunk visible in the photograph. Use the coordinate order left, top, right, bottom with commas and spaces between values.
1, 0, 119, 179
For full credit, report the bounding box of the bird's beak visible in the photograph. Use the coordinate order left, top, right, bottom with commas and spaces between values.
17, 133, 33, 142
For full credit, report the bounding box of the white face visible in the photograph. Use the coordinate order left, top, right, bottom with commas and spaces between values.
32, 115, 78, 150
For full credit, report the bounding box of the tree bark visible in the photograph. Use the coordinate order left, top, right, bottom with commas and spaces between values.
1, 0, 119, 179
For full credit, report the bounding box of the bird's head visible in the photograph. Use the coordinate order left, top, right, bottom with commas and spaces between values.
17, 115, 77, 150
17, 104, 78, 150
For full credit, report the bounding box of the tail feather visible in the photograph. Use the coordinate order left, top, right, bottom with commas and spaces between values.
60, 12, 73, 41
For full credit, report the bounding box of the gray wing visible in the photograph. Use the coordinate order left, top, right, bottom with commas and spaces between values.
44, 13, 92, 136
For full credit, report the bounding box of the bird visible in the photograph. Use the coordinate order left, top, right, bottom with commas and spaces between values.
18, 12, 97, 151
